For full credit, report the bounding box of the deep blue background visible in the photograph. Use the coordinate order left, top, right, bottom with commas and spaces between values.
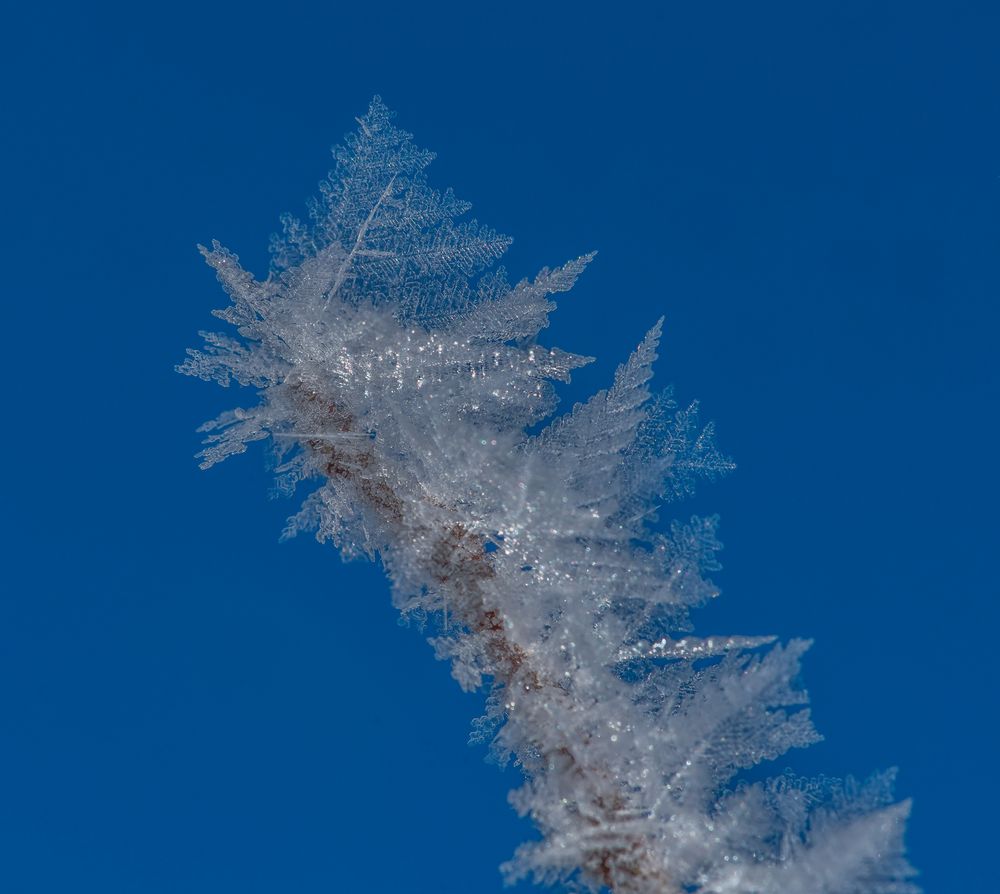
4, 2, 997, 891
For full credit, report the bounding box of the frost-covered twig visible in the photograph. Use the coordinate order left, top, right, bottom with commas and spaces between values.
180, 98, 917, 893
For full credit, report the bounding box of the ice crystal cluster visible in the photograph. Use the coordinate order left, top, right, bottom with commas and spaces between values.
180, 98, 917, 893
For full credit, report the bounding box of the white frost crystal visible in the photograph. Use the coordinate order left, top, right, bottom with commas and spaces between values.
180, 98, 917, 893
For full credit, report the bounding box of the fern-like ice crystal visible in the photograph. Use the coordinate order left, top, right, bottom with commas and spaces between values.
180, 98, 916, 894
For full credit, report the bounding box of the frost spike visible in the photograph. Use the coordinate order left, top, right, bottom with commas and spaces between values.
447, 251, 597, 343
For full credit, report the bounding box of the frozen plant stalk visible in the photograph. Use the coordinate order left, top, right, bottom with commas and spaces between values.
180, 98, 917, 893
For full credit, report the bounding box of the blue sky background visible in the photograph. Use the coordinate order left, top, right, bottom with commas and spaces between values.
3, 2, 998, 891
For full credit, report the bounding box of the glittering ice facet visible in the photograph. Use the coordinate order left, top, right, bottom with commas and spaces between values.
180, 97, 917, 894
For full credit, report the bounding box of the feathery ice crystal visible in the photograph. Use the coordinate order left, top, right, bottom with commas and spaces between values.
180, 98, 917, 893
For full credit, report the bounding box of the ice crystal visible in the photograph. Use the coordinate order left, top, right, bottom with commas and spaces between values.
180, 98, 917, 893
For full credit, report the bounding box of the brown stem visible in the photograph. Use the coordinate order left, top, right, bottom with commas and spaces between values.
287, 382, 677, 893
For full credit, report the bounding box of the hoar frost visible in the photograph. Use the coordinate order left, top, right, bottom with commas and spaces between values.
180, 98, 917, 894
